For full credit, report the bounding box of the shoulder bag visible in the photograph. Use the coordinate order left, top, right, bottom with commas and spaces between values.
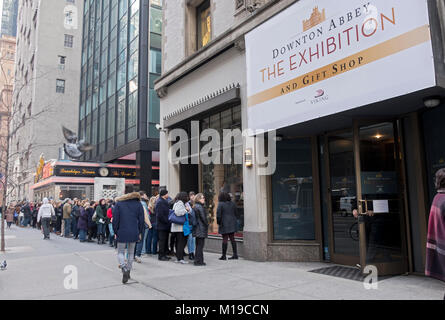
168, 209, 186, 225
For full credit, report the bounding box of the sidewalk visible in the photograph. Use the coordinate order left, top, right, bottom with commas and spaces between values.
0, 225, 443, 300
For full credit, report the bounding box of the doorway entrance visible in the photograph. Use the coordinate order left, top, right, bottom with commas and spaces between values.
325, 121, 408, 275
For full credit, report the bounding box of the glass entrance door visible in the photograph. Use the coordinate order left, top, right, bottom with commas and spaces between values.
355, 122, 408, 275
326, 121, 408, 275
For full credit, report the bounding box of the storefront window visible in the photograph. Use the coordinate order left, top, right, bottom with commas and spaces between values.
272, 138, 315, 240
423, 106, 445, 205
200, 105, 244, 237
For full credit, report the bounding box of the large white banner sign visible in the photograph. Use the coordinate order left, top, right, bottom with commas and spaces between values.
245, 0, 435, 131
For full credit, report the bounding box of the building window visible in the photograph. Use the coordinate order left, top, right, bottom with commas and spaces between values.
58, 55, 66, 69
271, 138, 316, 240
197, 0, 211, 50
64, 34, 74, 47
56, 79, 66, 93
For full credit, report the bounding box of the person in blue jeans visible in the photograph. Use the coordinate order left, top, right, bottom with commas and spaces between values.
146, 196, 158, 255
186, 192, 196, 260
134, 191, 152, 262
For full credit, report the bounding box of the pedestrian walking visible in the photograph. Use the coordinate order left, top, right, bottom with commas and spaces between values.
217, 192, 238, 260
37, 198, 56, 240
112, 188, 145, 284
426, 168, 445, 300
155, 189, 172, 261
193, 193, 208, 266
171, 192, 190, 264
32, 204, 39, 228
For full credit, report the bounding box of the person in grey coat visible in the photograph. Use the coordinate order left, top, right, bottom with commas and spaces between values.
192, 193, 208, 266
217, 192, 238, 260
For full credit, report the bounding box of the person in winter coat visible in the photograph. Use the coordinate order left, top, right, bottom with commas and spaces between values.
77, 203, 89, 242
192, 193, 209, 266
426, 168, 445, 300
217, 192, 238, 260
134, 191, 152, 263
107, 201, 115, 247
62, 199, 72, 237
155, 189, 172, 261
171, 192, 190, 264
21, 202, 32, 227
37, 198, 56, 240
95, 199, 107, 245
146, 196, 158, 255
112, 189, 145, 284
87, 201, 96, 242
5, 205, 14, 228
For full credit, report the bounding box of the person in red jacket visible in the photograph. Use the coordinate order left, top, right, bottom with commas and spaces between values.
107, 200, 116, 247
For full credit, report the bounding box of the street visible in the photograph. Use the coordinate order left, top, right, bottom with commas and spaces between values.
0, 225, 443, 300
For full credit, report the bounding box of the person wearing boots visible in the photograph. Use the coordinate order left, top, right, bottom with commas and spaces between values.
96, 199, 107, 244
217, 192, 239, 260
112, 187, 145, 284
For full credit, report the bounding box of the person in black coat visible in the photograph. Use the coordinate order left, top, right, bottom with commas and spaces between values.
217, 192, 238, 260
87, 202, 96, 242
112, 190, 144, 284
192, 193, 208, 266
155, 189, 172, 261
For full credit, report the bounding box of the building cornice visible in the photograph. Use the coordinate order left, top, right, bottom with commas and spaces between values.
154, 0, 299, 96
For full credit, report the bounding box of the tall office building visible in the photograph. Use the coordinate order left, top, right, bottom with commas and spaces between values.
1, 0, 18, 37
0, 35, 15, 207
78, 0, 162, 194
8, 0, 83, 201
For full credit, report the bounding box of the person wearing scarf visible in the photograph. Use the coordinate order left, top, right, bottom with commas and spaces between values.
425, 168, 445, 300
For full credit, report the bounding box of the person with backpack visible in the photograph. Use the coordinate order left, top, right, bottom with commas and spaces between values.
192, 193, 209, 266
171, 192, 190, 264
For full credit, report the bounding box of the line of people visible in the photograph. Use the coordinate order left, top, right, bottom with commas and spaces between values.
4, 186, 240, 284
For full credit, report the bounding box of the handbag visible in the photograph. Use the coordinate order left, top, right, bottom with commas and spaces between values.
183, 213, 191, 237
168, 209, 186, 225
92, 211, 97, 222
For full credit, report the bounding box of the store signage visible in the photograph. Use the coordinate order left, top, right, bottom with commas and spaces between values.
245, 0, 435, 132
54, 166, 137, 179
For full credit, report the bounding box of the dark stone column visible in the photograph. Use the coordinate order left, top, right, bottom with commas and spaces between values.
136, 150, 152, 196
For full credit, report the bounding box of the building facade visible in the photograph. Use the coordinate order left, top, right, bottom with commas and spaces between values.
156, 0, 445, 276
0, 0, 18, 37
0, 34, 15, 207
78, 0, 162, 195
8, 0, 83, 202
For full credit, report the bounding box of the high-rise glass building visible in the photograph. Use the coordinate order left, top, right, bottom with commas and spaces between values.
1, 0, 18, 37
79, 0, 162, 194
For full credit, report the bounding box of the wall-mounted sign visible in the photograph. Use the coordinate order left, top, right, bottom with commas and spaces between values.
245, 0, 435, 132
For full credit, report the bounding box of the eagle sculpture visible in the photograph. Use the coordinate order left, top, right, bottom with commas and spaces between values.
62, 126, 94, 159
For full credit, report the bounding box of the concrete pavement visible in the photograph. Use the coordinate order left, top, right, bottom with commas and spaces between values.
0, 224, 443, 300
